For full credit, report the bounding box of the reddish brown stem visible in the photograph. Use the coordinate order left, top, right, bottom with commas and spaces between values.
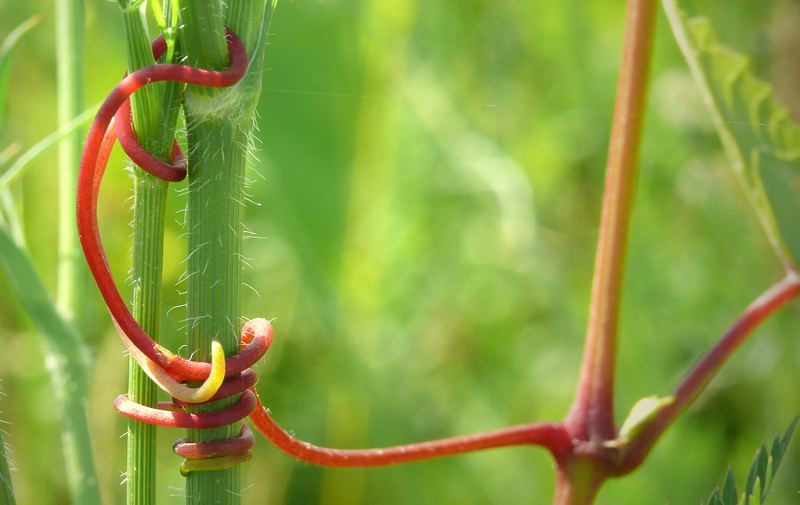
567, 0, 657, 442
248, 394, 571, 466
618, 273, 800, 472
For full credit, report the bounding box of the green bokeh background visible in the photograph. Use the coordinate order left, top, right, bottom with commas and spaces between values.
1, 1, 799, 503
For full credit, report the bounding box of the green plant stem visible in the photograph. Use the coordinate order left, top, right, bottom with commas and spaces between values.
119, 3, 182, 504
55, 0, 86, 325
566, 0, 657, 443
552, 465, 603, 505
179, 1, 274, 503
52, 1, 102, 503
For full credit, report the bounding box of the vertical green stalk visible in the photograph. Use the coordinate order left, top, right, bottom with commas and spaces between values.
53, 1, 102, 504
55, 0, 86, 323
179, 1, 274, 503
119, 2, 182, 504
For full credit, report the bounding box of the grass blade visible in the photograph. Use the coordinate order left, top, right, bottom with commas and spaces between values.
0, 226, 99, 505
0, 107, 96, 190
0, 16, 39, 131
721, 467, 737, 505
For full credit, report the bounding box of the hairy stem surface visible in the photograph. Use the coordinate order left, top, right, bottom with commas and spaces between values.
180, 1, 273, 503
121, 3, 181, 503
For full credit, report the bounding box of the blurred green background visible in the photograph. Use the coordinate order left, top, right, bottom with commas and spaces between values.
1, 0, 799, 503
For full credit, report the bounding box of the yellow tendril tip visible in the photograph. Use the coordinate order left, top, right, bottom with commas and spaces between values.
116, 322, 226, 403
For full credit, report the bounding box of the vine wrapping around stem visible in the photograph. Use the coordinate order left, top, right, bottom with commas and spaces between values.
72, 13, 800, 500
77, 27, 571, 474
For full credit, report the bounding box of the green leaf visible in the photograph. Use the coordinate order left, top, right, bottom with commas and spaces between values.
759, 152, 800, 264
768, 437, 781, 480
618, 395, 675, 439
766, 416, 799, 495
702, 416, 798, 505
148, 0, 181, 64
663, 0, 800, 269
707, 490, 723, 505
779, 415, 799, 455
744, 445, 766, 504
0, 106, 96, 190
755, 445, 768, 503
0, 16, 39, 131
721, 467, 738, 505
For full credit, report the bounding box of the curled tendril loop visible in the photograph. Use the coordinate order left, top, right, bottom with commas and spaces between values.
78, 28, 270, 473
78, 27, 572, 477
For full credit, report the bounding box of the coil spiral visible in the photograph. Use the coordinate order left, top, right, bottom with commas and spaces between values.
77, 28, 272, 474
76, 26, 572, 478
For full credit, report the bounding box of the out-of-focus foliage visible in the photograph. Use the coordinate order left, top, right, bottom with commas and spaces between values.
0, 1, 798, 504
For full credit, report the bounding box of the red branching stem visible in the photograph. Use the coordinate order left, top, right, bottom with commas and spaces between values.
567, 0, 657, 442
618, 273, 800, 472
248, 395, 571, 466
78, 28, 571, 474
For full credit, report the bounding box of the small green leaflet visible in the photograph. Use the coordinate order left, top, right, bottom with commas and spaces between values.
664, 0, 800, 270
701, 416, 799, 505
618, 395, 675, 440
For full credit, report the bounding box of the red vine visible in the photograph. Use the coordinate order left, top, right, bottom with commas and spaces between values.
76, 28, 572, 474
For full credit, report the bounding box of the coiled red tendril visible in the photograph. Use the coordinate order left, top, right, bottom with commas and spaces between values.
77, 28, 572, 476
